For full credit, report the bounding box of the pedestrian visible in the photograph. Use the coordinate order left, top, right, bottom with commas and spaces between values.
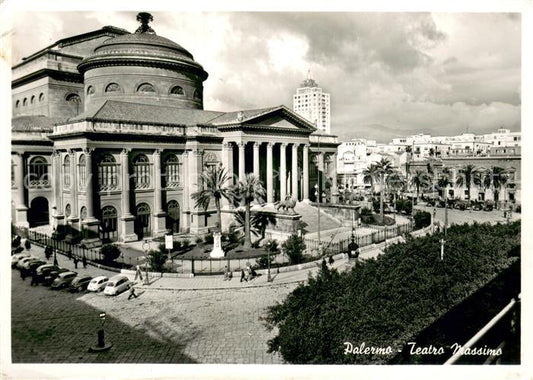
223, 266, 232, 281
240, 269, 247, 282
45, 246, 52, 260
82, 256, 87, 269
134, 265, 143, 281
73, 256, 79, 269
24, 240, 31, 251
128, 285, 138, 300
67, 249, 73, 261
20, 269, 27, 281
30, 272, 38, 286
328, 256, 334, 265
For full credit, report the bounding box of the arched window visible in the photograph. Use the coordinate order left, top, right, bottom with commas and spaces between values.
135, 203, 151, 238
23, 98, 27, 106
78, 154, 86, 189
63, 155, 71, 188
170, 85, 184, 95
97, 154, 118, 191
137, 83, 155, 93
15, 100, 20, 108
105, 83, 121, 93
164, 154, 181, 188
101, 206, 118, 242
30, 95, 35, 104
87, 86, 95, 96
39, 93, 44, 102
193, 88, 202, 100
134, 154, 151, 189
80, 206, 87, 221
28, 156, 49, 188
166, 200, 180, 233
65, 204, 71, 218
66, 93, 82, 115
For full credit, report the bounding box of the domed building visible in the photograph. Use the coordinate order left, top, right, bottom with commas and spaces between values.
11, 13, 339, 246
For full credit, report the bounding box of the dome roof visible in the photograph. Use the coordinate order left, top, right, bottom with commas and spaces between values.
78, 13, 208, 81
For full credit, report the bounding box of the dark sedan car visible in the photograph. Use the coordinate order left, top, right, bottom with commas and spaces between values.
69, 275, 93, 292
42, 268, 70, 286
51, 271, 78, 290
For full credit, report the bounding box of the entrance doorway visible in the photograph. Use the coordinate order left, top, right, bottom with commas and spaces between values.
135, 203, 151, 239
166, 200, 180, 234
28, 197, 49, 227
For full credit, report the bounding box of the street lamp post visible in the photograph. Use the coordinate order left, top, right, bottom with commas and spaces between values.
142, 239, 150, 285
440, 238, 446, 260
267, 247, 272, 282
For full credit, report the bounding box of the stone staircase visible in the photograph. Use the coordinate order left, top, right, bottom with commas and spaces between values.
294, 201, 343, 233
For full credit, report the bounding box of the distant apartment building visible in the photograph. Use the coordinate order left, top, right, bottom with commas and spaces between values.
293, 76, 331, 134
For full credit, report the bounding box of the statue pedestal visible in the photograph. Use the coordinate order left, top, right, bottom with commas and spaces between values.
210, 232, 225, 258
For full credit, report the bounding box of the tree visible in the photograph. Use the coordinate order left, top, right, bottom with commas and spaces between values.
386, 171, 406, 209
410, 170, 430, 203
233, 173, 266, 250
101, 244, 121, 264
374, 158, 393, 221
455, 164, 481, 202
148, 247, 168, 272
363, 164, 379, 196
191, 164, 234, 232
282, 234, 306, 264
482, 166, 509, 208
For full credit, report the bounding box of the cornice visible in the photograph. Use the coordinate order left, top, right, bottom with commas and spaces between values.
12, 69, 83, 89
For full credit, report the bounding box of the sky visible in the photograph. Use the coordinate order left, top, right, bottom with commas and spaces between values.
8, 10, 522, 142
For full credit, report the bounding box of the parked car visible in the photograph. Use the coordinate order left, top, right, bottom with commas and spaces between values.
484, 201, 495, 211
103, 275, 132, 296
11, 252, 31, 268
26, 260, 47, 274
16, 256, 39, 270
69, 275, 93, 292
87, 276, 109, 292
51, 271, 78, 290
21, 257, 47, 271
42, 268, 70, 286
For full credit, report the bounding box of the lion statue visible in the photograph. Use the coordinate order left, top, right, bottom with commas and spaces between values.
275, 194, 297, 214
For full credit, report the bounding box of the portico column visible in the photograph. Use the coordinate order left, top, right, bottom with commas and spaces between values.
331, 153, 338, 203
69, 149, 79, 220
81, 148, 100, 247
266, 143, 273, 203
153, 149, 163, 214
280, 143, 287, 200
303, 144, 309, 200
292, 144, 299, 200
253, 142, 260, 178
13, 152, 28, 227
238, 141, 246, 182
120, 148, 136, 242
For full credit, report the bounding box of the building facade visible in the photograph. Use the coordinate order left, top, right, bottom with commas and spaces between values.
292, 76, 331, 134
11, 13, 339, 246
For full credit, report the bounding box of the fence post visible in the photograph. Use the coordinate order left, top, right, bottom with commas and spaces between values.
191, 259, 195, 275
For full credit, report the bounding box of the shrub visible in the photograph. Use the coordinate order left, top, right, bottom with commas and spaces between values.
101, 244, 121, 264
182, 239, 191, 249
413, 211, 432, 229
195, 237, 203, 245
257, 254, 275, 269
282, 234, 306, 265
204, 233, 214, 245
174, 240, 183, 251
395, 199, 412, 215
148, 248, 168, 272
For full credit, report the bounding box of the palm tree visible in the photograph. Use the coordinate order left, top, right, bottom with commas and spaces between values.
234, 173, 266, 249
482, 166, 509, 209
191, 165, 234, 232
455, 164, 482, 203
363, 164, 379, 196
437, 170, 453, 235
386, 171, 406, 208
410, 170, 430, 203
374, 158, 393, 221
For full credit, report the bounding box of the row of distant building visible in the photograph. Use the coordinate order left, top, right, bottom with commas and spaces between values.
290, 79, 520, 205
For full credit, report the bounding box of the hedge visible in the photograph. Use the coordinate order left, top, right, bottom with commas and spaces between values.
264, 221, 520, 364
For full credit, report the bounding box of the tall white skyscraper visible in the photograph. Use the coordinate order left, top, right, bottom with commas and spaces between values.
293, 74, 331, 134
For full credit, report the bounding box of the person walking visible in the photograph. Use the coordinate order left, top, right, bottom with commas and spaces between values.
67, 249, 73, 261
82, 256, 87, 269
128, 285, 138, 300
30, 271, 38, 286
73, 256, 79, 269
240, 269, 247, 283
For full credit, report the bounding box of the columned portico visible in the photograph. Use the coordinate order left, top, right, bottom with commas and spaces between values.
280, 143, 287, 200
152, 149, 167, 235
303, 144, 309, 200
238, 142, 246, 182
81, 148, 100, 247
253, 142, 260, 177
292, 144, 299, 200
120, 148, 136, 242
13, 152, 29, 227
266, 142, 274, 203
